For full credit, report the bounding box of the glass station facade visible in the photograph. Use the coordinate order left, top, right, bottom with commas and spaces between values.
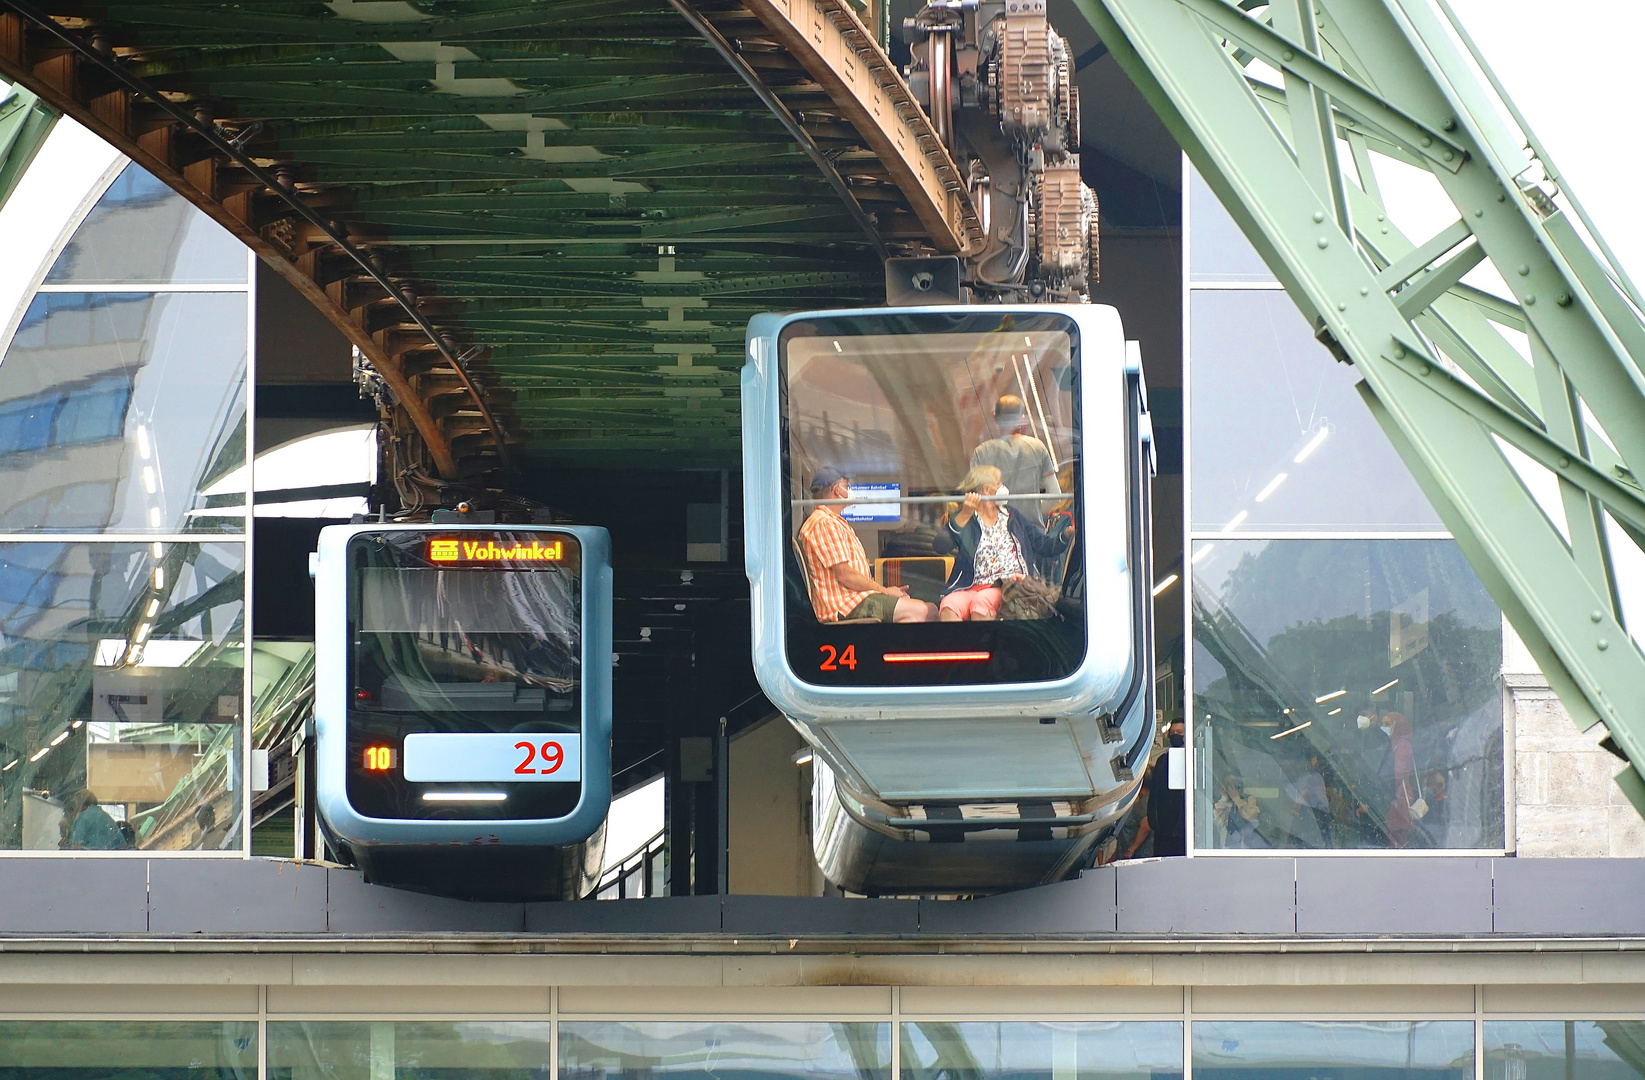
0, 162, 253, 852
0, 153, 1514, 858
1184, 166, 1506, 851
11, 1013, 1645, 1080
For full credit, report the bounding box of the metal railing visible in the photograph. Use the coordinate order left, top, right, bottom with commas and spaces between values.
793, 492, 1069, 507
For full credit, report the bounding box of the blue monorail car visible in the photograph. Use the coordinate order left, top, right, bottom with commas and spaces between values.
312, 524, 612, 900
743, 305, 1155, 893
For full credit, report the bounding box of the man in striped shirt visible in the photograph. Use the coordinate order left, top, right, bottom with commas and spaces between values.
799, 467, 935, 623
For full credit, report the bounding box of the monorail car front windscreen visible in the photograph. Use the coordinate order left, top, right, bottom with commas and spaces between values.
779, 310, 1087, 688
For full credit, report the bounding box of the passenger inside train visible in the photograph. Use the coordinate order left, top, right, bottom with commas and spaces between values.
797, 465, 938, 624
931, 463, 1075, 622
781, 310, 1085, 686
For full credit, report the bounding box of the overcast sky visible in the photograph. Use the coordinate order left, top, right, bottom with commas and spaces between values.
1447, 0, 1645, 283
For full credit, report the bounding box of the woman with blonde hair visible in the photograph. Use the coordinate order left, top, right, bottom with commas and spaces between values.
932, 464, 1074, 621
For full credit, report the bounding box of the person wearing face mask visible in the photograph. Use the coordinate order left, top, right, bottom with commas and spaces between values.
931, 465, 1074, 621
970, 395, 1061, 511
1351, 706, 1395, 847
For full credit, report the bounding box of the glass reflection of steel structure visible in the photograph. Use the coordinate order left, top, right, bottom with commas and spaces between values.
1184, 176, 1507, 853
312, 524, 612, 900
561, 1021, 890, 1080
1191, 541, 1504, 852
0, 158, 253, 853
743, 305, 1155, 894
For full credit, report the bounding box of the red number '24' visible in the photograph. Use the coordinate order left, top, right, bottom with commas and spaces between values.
819, 644, 857, 671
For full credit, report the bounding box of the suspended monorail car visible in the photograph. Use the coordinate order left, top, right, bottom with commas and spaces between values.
743, 305, 1155, 893
312, 524, 612, 900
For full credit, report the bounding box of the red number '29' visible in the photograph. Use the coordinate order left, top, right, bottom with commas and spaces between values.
515, 740, 567, 774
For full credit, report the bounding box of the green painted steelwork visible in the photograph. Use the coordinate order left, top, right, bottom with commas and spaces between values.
0, 0, 887, 469
0, 82, 55, 209
1077, 0, 1645, 808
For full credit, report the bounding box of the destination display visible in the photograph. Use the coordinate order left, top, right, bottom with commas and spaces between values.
428, 537, 566, 564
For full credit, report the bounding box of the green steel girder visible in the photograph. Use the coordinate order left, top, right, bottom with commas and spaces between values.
0, 0, 891, 472
1079, 0, 1645, 810
140, 57, 733, 83
95, 2, 677, 42
208, 76, 752, 113
0, 82, 55, 209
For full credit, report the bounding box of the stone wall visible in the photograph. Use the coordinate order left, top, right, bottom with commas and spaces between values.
1507, 620, 1645, 857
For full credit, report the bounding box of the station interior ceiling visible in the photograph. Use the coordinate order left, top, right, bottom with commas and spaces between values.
3, 0, 1187, 893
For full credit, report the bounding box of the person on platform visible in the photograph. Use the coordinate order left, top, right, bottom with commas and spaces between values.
798, 467, 935, 624
932, 465, 1072, 621
1382, 712, 1421, 848
1124, 716, 1187, 858
1351, 705, 1395, 847
59, 789, 128, 851
970, 394, 1061, 509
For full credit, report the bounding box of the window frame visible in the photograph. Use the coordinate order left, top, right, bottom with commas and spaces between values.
0, 154, 256, 858
1179, 155, 1511, 857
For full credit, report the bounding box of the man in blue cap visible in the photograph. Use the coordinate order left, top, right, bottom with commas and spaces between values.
798, 466, 935, 623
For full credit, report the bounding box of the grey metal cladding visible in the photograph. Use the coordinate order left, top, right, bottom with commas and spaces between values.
149, 858, 327, 933
725, 895, 919, 936
1492, 857, 1645, 935
1295, 857, 1492, 935
526, 894, 722, 934
1115, 857, 1296, 934
0, 859, 149, 933
922, 872, 1117, 935
325, 868, 526, 933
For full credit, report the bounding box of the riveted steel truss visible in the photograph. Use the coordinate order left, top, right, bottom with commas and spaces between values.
731, 0, 984, 254
1077, 0, 1645, 809
0, 0, 887, 479
0, 80, 55, 205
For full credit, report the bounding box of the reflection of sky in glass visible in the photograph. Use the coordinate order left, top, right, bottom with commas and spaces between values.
1189, 167, 1275, 283
45, 163, 248, 285
562, 1022, 889, 1080
903, 1021, 1183, 1077
1189, 291, 1441, 533
0, 122, 122, 353
1194, 1021, 1474, 1071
